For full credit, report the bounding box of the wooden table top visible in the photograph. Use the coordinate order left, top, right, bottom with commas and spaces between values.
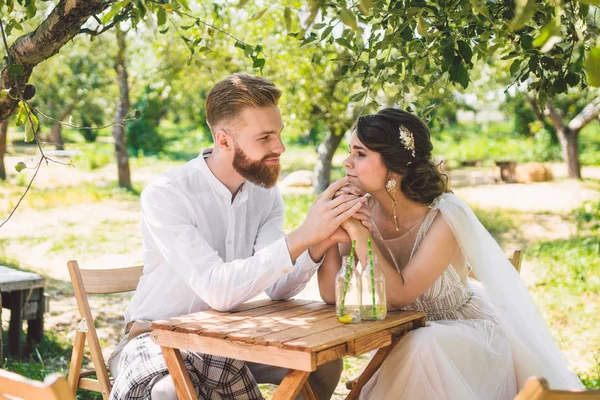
0, 265, 45, 292
151, 299, 426, 354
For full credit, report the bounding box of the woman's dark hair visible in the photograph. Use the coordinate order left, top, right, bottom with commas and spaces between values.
355, 108, 449, 204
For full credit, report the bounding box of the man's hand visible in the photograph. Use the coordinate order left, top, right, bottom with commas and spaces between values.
353, 204, 373, 232
302, 177, 367, 244
333, 182, 364, 199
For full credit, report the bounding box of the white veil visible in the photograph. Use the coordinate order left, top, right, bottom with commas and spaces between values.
436, 193, 584, 390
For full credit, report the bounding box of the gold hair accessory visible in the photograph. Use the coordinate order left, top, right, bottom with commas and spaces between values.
399, 125, 416, 158
386, 178, 399, 231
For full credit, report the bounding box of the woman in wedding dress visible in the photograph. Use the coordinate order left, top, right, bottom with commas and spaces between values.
316, 108, 583, 399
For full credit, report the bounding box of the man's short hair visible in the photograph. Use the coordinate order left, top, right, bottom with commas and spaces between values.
206, 74, 282, 129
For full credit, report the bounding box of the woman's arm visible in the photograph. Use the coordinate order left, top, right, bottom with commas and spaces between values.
344, 213, 460, 309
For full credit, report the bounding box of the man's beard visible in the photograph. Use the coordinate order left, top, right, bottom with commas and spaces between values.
232, 143, 281, 188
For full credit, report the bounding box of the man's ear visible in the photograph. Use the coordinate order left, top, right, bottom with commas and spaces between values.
213, 129, 233, 151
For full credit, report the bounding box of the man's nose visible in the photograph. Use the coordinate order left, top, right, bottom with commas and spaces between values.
273, 137, 285, 154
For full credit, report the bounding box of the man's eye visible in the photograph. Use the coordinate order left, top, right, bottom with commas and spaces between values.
259, 136, 269, 141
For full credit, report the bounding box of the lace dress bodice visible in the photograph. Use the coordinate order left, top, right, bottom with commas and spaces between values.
372, 194, 496, 322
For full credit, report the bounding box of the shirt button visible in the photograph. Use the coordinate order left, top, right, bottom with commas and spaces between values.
283, 269, 290, 274
227, 240, 232, 245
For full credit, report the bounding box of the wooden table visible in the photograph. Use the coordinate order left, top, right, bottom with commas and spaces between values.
0, 265, 47, 357
150, 299, 426, 400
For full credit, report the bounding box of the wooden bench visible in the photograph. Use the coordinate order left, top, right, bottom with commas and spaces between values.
0, 265, 48, 357
495, 160, 517, 183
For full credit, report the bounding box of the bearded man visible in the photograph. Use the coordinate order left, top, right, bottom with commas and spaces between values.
108, 74, 366, 400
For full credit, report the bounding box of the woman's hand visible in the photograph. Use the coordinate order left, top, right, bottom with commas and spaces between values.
341, 212, 370, 238
353, 204, 372, 232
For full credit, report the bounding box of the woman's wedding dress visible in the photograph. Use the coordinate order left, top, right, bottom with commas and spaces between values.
359, 193, 583, 400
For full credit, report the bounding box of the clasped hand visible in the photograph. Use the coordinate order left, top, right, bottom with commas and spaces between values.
300, 177, 368, 246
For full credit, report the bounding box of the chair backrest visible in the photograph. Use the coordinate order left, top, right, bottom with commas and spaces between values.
0, 369, 75, 400
515, 377, 600, 399
67, 260, 143, 399
508, 250, 523, 273
469, 249, 523, 280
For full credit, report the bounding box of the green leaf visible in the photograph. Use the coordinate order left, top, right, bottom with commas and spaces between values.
253, 58, 266, 69
552, 79, 567, 94
349, 91, 368, 102
417, 15, 429, 37
102, 0, 130, 25
234, 41, 245, 50
577, 0, 600, 5
510, 59, 521, 76
457, 41, 472, 64
236, 0, 250, 8
25, 111, 38, 142
15, 162, 26, 173
7, 64, 24, 78
250, 8, 269, 21
15, 101, 27, 127
533, 20, 561, 53
586, 46, 600, 87
359, 0, 373, 14
565, 72, 580, 87
510, 0, 537, 31
321, 26, 333, 40
284, 7, 292, 32
312, 23, 326, 30
157, 7, 167, 26
339, 8, 358, 31
449, 57, 469, 89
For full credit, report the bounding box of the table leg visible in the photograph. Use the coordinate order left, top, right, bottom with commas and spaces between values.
160, 346, 198, 400
273, 369, 311, 400
8, 290, 23, 358
300, 380, 318, 400
346, 337, 401, 400
27, 288, 44, 343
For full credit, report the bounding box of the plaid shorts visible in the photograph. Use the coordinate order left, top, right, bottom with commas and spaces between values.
109, 333, 264, 400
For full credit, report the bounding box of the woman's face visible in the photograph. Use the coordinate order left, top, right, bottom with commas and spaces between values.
343, 132, 388, 194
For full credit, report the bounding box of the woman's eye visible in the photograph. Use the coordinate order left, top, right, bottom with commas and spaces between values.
357, 152, 365, 157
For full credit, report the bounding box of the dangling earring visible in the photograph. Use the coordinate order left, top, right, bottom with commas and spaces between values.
386, 178, 399, 231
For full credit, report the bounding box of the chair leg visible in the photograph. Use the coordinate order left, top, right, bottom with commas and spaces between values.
301, 380, 318, 400
68, 329, 86, 394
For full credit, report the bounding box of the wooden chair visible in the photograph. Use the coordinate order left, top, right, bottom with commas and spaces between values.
67, 260, 317, 399
515, 377, 600, 399
0, 369, 75, 400
509, 249, 523, 273
66, 260, 143, 400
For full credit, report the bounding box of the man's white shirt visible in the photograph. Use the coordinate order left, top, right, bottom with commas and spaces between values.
125, 148, 322, 322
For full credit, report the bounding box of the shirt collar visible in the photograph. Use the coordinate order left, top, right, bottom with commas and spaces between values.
196, 148, 248, 205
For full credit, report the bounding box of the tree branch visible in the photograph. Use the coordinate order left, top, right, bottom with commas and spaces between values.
79, 20, 119, 37
568, 95, 600, 132
0, 0, 111, 120
544, 100, 566, 134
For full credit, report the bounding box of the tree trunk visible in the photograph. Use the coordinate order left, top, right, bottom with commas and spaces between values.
0, 119, 8, 180
556, 128, 582, 179
0, 0, 110, 120
112, 27, 132, 190
49, 123, 64, 150
48, 105, 75, 150
313, 127, 345, 192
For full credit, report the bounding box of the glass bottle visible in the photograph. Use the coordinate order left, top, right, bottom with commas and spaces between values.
360, 255, 387, 321
335, 255, 362, 323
